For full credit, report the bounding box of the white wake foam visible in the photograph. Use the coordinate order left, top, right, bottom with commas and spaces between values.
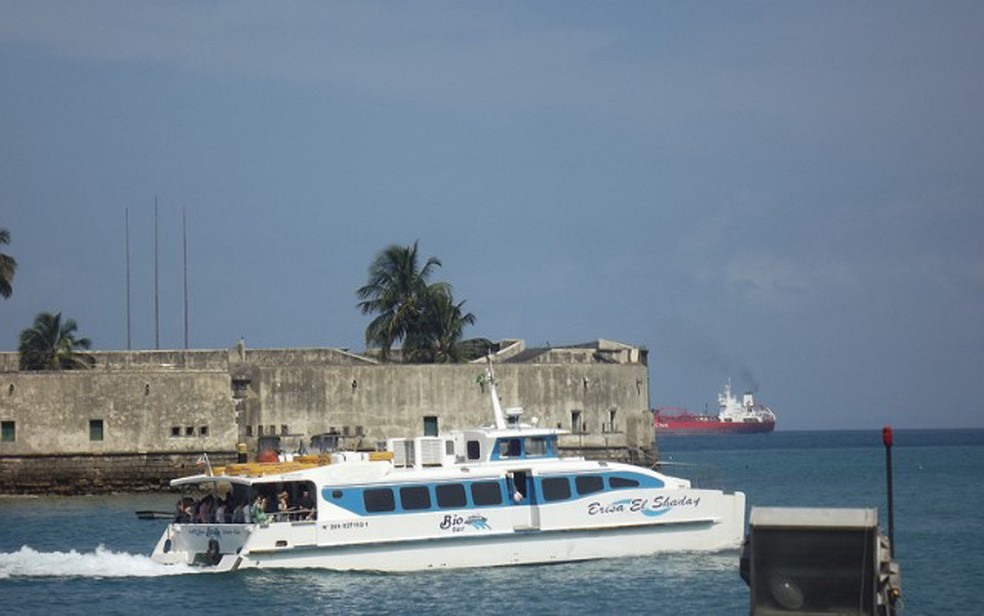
0, 545, 198, 578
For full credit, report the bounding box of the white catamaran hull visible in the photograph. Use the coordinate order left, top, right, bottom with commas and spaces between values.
152, 489, 746, 572
151, 357, 747, 573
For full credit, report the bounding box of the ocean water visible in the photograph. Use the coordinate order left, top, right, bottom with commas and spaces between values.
0, 429, 980, 614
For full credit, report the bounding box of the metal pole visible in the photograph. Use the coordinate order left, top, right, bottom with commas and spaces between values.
882, 425, 895, 557
183, 206, 189, 350
125, 207, 131, 350
154, 196, 160, 350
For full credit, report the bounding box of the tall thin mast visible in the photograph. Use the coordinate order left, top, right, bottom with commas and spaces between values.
182, 207, 189, 349
485, 355, 507, 430
154, 196, 160, 350
125, 207, 131, 350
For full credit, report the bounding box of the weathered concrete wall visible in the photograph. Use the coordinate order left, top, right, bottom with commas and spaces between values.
0, 371, 236, 456
239, 363, 650, 451
0, 342, 653, 493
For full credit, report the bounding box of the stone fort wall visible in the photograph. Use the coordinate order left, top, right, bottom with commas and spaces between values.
0, 340, 652, 494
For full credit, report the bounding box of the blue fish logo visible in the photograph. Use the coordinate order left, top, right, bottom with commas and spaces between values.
466, 515, 491, 530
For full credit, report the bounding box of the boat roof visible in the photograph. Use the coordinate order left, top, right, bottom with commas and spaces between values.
170, 454, 674, 490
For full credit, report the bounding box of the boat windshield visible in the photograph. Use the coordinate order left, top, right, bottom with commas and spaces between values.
494, 435, 555, 460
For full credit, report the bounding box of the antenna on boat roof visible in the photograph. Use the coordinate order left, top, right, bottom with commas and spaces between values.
485, 353, 507, 430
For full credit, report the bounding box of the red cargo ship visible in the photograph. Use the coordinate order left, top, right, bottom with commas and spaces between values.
653, 380, 776, 435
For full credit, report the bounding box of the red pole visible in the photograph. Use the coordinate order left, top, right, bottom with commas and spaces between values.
882, 426, 895, 557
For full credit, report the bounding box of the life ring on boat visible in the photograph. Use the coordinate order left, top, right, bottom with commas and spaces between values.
206, 539, 221, 566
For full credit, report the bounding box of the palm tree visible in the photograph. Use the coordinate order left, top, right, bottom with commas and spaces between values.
432, 294, 477, 362
18, 312, 94, 370
404, 290, 477, 363
0, 228, 16, 299
356, 241, 448, 362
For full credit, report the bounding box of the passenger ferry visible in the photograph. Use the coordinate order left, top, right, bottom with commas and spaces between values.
151, 361, 747, 572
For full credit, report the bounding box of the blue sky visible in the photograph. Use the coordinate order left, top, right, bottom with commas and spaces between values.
2, 2, 982, 430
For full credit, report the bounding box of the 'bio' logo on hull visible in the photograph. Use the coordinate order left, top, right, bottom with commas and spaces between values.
440, 514, 491, 532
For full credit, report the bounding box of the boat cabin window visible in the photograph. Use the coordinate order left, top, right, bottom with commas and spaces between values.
575, 475, 605, 496
466, 440, 481, 461
363, 488, 396, 513
399, 486, 431, 511
526, 437, 548, 457
470, 481, 502, 506
499, 438, 522, 458
541, 477, 572, 502
609, 476, 641, 489
494, 436, 556, 460
435, 483, 467, 508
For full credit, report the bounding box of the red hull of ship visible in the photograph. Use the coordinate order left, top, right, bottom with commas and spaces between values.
654, 416, 775, 435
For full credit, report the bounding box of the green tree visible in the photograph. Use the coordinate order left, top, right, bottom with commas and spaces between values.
0, 228, 16, 299
357, 241, 448, 361
18, 312, 94, 370
357, 241, 480, 363
404, 289, 477, 363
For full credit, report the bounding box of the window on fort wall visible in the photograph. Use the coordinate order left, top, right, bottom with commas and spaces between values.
185, 426, 194, 436
1, 421, 14, 442
200, 426, 209, 437
170, 426, 180, 437
423, 416, 438, 437
89, 419, 104, 441
246, 425, 254, 437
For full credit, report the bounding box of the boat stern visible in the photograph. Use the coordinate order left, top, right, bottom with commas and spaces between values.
151, 523, 252, 567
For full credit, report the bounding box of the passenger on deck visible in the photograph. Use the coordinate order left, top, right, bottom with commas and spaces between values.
231, 501, 246, 524
214, 496, 227, 524
277, 491, 290, 520
297, 489, 315, 520
174, 498, 193, 523
264, 492, 279, 515
251, 496, 269, 525
242, 499, 253, 524
196, 494, 213, 524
